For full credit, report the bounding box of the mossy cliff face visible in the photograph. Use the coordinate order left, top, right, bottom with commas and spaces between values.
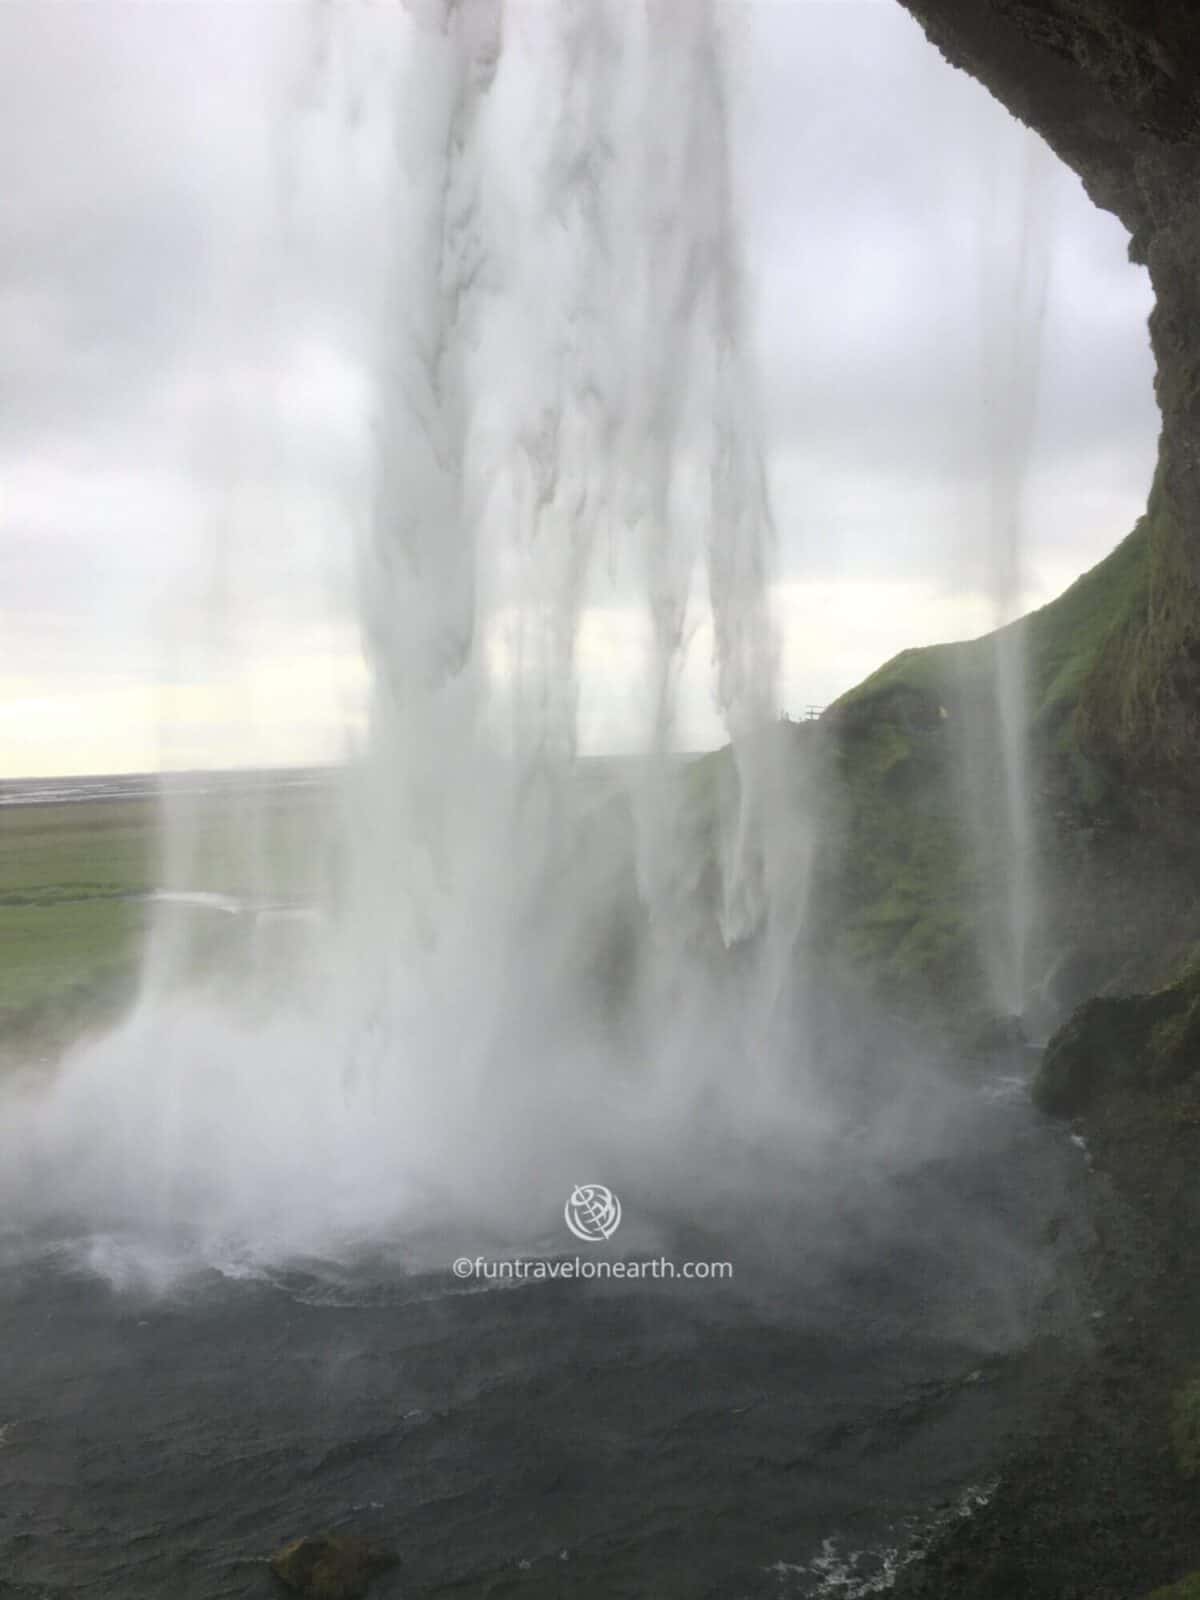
821, 675, 978, 1017
809, 0, 1200, 1021
897, 0, 1200, 790
819, 513, 1200, 1026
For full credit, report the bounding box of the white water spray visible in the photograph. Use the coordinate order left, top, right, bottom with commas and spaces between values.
1, 1, 830, 1258
964, 127, 1054, 1019
0, 4, 1071, 1281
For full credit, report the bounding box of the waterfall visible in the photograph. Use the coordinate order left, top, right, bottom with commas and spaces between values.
0, 1, 1066, 1268
0, 0, 823, 1256
964, 127, 1054, 1020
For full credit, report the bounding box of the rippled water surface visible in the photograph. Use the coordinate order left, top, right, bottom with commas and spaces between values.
0, 1075, 1089, 1600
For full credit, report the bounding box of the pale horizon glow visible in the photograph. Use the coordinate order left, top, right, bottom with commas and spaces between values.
2, 559, 1124, 779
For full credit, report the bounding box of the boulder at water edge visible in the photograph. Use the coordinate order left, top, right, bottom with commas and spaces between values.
270, 1534, 398, 1600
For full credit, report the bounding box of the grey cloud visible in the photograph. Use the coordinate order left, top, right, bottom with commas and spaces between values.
0, 0, 1164, 768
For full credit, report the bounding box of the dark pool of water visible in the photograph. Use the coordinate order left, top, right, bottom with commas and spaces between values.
0, 1075, 1090, 1600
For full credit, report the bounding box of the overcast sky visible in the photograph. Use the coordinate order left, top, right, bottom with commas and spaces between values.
0, 0, 1158, 777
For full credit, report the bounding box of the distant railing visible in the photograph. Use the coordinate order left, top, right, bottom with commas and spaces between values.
778, 706, 826, 725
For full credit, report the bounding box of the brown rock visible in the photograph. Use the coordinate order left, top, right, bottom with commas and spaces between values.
270, 1534, 397, 1600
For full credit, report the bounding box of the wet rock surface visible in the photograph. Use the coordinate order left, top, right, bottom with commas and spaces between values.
894, 1074, 1200, 1599
1034, 969, 1200, 1114
865, 23, 1200, 1575
270, 1534, 398, 1600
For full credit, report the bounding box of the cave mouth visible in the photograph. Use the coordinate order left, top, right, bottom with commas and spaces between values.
897, 0, 1200, 786
0, 6, 1189, 1600
737, 0, 1159, 724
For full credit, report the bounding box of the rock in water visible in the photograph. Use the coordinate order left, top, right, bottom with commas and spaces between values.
1033, 968, 1200, 1115
270, 1534, 397, 1599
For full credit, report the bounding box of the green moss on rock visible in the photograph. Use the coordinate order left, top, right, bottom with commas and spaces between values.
1034, 963, 1200, 1114
1076, 462, 1200, 786
825, 703, 981, 1011
677, 505, 1172, 1023
1170, 1378, 1200, 1479
814, 513, 1166, 1016
832, 514, 1150, 756
1146, 1572, 1200, 1600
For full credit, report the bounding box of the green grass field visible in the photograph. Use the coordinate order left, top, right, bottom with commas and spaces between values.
0, 799, 156, 1045
0, 785, 333, 1060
